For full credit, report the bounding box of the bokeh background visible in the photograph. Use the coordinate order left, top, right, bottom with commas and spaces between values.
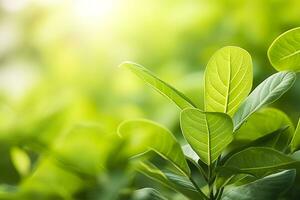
0, 0, 300, 199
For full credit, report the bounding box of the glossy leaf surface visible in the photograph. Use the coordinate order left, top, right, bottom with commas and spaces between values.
204, 46, 252, 116
180, 108, 233, 165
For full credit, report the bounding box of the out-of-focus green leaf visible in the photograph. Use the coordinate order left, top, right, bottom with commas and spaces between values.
19, 158, 83, 199
52, 124, 118, 175
180, 108, 233, 165
222, 170, 296, 200
290, 118, 300, 152
268, 27, 300, 71
137, 162, 206, 200
10, 147, 30, 177
0, 184, 17, 200
131, 188, 168, 200
204, 46, 253, 116
234, 108, 294, 151
118, 119, 190, 176
120, 62, 196, 109
233, 71, 296, 131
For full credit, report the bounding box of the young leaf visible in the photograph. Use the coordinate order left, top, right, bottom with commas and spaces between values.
233, 71, 296, 131
268, 27, 300, 71
137, 162, 207, 200
131, 188, 168, 200
204, 46, 253, 116
220, 147, 298, 177
290, 118, 300, 152
180, 108, 233, 165
120, 62, 196, 109
222, 170, 296, 200
118, 119, 190, 176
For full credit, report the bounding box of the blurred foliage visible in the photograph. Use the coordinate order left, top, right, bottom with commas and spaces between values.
0, 0, 299, 199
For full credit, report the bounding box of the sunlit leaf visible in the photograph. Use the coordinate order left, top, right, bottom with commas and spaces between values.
180, 108, 233, 165
290, 118, 300, 152
120, 62, 196, 109
233, 71, 296, 131
204, 46, 252, 116
268, 27, 300, 71
118, 119, 190, 176
222, 170, 296, 200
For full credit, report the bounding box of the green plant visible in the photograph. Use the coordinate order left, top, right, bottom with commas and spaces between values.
118, 28, 300, 200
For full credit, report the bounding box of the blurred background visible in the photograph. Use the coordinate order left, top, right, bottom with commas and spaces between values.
0, 0, 300, 199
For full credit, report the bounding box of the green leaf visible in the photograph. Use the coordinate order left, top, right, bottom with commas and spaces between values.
221, 147, 298, 177
222, 126, 289, 165
204, 46, 253, 116
118, 119, 190, 176
233, 71, 296, 131
180, 108, 233, 165
222, 170, 296, 200
0, 184, 17, 199
10, 147, 31, 177
131, 188, 168, 200
268, 27, 300, 71
137, 162, 206, 200
120, 62, 196, 109
290, 118, 300, 152
234, 108, 295, 151
182, 144, 200, 164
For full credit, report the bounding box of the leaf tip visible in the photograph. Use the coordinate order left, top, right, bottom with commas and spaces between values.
118, 61, 140, 70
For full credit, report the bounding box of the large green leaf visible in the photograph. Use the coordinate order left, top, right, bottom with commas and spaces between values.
222, 126, 289, 165
204, 46, 252, 116
120, 62, 196, 109
234, 108, 295, 151
268, 27, 300, 71
222, 170, 296, 200
221, 147, 298, 177
180, 108, 233, 165
233, 71, 296, 131
118, 119, 190, 176
137, 162, 206, 200
290, 118, 300, 152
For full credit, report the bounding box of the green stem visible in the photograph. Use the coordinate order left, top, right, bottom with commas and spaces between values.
189, 177, 209, 200
215, 187, 224, 200
208, 164, 214, 200
197, 164, 208, 182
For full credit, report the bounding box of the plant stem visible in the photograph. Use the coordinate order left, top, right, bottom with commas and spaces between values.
215, 187, 224, 200
197, 164, 208, 182
208, 164, 214, 200
189, 177, 209, 200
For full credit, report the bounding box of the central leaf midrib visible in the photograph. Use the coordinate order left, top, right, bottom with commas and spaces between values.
205, 114, 212, 165
224, 50, 232, 113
